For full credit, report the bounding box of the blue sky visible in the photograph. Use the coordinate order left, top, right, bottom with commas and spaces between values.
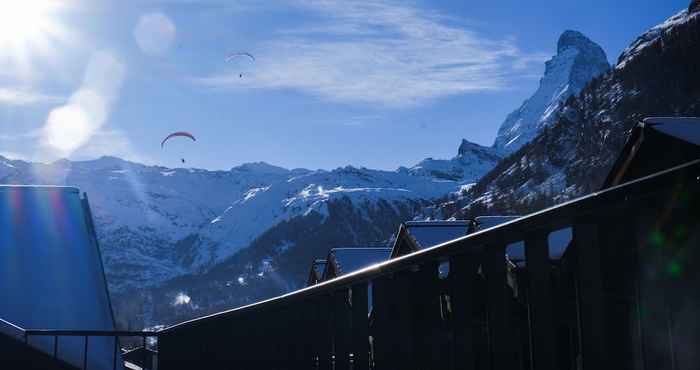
0, 0, 689, 170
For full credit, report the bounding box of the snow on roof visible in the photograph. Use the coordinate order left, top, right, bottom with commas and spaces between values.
0, 186, 119, 370
328, 247, 392, 277
312, 259, 327, 278
474, 216, 522, 231
643, 117, 700, 146
405, 220, 470, 249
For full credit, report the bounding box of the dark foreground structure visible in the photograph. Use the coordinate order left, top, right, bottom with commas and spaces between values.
2, 118, 699, 370
156, 119, 700, 370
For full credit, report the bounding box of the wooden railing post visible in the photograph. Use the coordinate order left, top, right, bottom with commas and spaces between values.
386, 271, 415, 369
351, 282, 370, 370
483, 243, 515, 370
317, 295, 333, 370
411, 261, 442, 370
371, 274, 406, 370
449, 253, 479, 370
296, 303, 315, 370
573, 223, 606, 370
333, 288, 352, 370
525, 231, 556, 370
634, 205, 675, 370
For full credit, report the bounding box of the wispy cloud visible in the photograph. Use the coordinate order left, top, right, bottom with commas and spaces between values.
195, 0, 547, 107
0, 88, 61, 106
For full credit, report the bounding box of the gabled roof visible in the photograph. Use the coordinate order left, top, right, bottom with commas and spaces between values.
306, 259, 327, 286
603, 117, 700, 188
473, 216, 522, 232
323, 247, 392, 280
390, 220, 471, 258
0, 186, 120, 370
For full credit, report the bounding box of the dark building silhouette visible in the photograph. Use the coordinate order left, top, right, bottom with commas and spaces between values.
306, 259, 327, 286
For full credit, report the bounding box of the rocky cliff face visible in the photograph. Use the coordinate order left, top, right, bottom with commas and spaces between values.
493, 30, 610, 154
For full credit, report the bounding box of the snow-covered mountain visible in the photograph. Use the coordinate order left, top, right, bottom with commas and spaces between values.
0, 155, 460, 295
428, 7, 700, 221
406, 139, 502, 182
136, 5, 700, 327
5, 7, 697, 329
493, 30, 610, 154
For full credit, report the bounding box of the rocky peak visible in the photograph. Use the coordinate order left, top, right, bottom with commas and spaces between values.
406, 139, 501, 183
457, 138, 476, 156
558, 30, 604, 55
493, 30, 609, 154
458, 139, 498, 159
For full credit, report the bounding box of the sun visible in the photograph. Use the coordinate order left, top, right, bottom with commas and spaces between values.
0, 1, 57, 44
0, 0, 72, 77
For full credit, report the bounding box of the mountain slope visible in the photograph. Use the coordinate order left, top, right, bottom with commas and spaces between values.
493, 30, 610, 154
0, 155, 459, 295
440, 8, 700, 220
137, 193, 428, 326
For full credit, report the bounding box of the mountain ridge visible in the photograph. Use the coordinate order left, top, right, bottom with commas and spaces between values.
428, 8, 700, 222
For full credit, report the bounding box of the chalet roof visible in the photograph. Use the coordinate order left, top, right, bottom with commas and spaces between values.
389, 220, 472, 258
603, 117, 700, 188
644, 117, 700, 145
306, 259, 327, 286
404, 220, 471, 249
324, 247, 392, 279
0, 186, 119, 370
312, 259, 327, 278
473, 216, 521, 231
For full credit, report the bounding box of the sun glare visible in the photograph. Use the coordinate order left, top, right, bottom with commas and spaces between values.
0, 0, 71, 76
0, 1, 54, 43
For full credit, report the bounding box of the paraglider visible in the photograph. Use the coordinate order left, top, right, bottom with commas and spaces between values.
161, 131, 196, 148
225, 52, 255, 62
161, 132, 195, 166
226, 52, 255, 78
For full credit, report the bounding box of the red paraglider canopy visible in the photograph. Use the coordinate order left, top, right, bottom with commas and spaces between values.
161, 132, 196, 148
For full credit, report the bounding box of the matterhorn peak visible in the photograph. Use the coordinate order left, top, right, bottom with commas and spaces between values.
493, 30, 609, 154
558, 30, 603, 54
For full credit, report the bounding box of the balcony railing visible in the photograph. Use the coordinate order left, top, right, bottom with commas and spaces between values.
4, 158, 698, 370
155, 159, 700, 370
0, 318, 158, 370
